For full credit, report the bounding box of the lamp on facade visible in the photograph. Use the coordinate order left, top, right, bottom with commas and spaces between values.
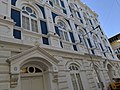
82, 25, 104, 90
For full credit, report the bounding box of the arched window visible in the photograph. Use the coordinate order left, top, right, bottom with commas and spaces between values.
57, 20, 69, 41
69, 64, 84, 90
22, 6, 38, 32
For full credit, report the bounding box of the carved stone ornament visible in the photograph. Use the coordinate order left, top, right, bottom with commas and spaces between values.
10, 74, 19, 88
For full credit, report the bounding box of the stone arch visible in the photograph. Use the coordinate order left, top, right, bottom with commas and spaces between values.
66, 61, 83, 70
55, 16, 71, 30
16, 0, 44, 19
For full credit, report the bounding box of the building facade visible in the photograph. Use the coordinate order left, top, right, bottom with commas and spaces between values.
109, 33, 120, 60
0, 0, 120, 90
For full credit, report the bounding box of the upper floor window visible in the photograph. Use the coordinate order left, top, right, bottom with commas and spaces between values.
69, 64, 84, 90
22, 6, 38, 32
53, 0, 59, 6
57, 20, 69, 41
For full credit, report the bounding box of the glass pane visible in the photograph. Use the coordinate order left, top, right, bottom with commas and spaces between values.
71, 74, 78, 90
59, 30, 64, 40
64, 32, 69, 41
22, 11, 29, 15
26, 7, 32, 13
30, 14, 37, 18
31, 19, 38, 32
22, 16, 30, 30
76, 73, 83, 90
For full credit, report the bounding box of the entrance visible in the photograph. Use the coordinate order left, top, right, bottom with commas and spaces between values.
21, 66, 44, 90
21, 76, 44, 90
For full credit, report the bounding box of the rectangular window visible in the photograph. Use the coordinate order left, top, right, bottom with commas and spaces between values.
11, 0, 17, 6
73, 45, 77, 51
11, 9, 21, 27
69, 32, 75, 43
40, 20, 48, 35
42, 37, 49, 45
13, 29, 21, 39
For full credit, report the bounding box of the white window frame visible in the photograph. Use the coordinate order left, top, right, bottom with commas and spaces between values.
57, 21, 69, 42
22, 6, 39, 33
69, 64, 84, 90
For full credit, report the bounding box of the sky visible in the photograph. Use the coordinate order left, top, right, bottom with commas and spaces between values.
81, 0, 120, 38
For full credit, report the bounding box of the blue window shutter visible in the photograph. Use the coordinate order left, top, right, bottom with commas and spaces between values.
52, 12, 58, 23
36, 4, 46, 19
42, 37, 49, 45
11, 0, 17, 6
87, 38, 92, 48
49, 1, 53, 7
63, 9, 67, 14
55, 26, 60, 36
80, 19, 83, 24
75, 24, 78, 29
13, 29, 21, 39
99, 43, 104, 51
40, 20, 48, 35
65, 19, 71, 29
60, 41, 63, 48
78, 35, 82, 43
69, 6, 72, 13
11, 9, 21, 27
60, 0, 65, 8
77, 12, 81, 18
69, 32, 75, 43
73, 45, 77, 51
91, 50, 95, 55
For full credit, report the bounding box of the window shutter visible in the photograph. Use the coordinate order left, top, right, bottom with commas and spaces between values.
40, 20, 48, 35
73, 45, 77, 51
36, 4, 46, 19
42, 37, 49, 45
11, 9, 21, 27
60, 0, 65, 8
87, 38, 92, 48
13, 29, 21, 39
52, 12, 58, 23
69, 32, 75, 43
11, 0, 17, 6
49, 1, 53, 7
55, 26, 60, 36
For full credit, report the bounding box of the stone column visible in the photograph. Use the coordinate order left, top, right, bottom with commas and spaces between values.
44, 3, 61, 48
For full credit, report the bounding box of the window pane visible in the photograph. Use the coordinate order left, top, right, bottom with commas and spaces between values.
22, 16, 30, 30
76, 73, 83, 90
59, 30, 64, 40
31, 19, 38, 32
70, 74, 78, 90
64, 32, 69, 41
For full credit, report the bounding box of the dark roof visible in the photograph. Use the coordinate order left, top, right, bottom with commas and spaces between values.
108, 33, 120, 43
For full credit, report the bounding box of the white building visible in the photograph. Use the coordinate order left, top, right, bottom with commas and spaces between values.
0, 0, 120, 90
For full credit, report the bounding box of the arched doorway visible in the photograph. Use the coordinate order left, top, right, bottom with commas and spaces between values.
107, 64, 114, 81
20, 60, 48, 90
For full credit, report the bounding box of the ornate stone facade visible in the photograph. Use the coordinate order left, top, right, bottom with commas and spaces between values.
0, 0, 120, 90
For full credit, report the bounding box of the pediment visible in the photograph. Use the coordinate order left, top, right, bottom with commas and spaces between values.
7, 46, 59, 65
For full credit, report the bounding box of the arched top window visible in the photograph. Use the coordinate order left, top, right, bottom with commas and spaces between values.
69, 63, 79, 71
57, 20, 66, 30
22, 5, 38, 32
22, 6, 37, 18
21, 66, 42, 74
69, 63, 84, 90
57, 20, 69, 41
